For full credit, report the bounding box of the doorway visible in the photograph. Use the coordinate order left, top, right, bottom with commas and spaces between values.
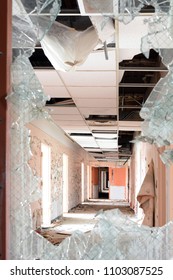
41, 143, 51, 228
63, 154, 69, 213
81, 162, 85, 202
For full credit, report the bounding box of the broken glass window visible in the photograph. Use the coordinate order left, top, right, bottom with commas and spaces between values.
9, 0, 173, 259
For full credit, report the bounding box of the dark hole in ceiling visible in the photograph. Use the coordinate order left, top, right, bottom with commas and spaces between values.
119, 49, 162, 68
60, 0, 80, 13
140, 5, 155, 13
29, 49, 53, 68
85, 115, 117, 122
46, 98, 75, 106
120, 71, 160, 84
119, 49, 166, 121
118, 131, 134, 154
56, 16, 92, 31
119, 108, 143, 121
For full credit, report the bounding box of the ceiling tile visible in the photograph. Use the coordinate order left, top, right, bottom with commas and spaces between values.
54, 120, 86, 126
119, 16, 148, 49
96, 139, 118, 149
70, 135, 99, 148
118, 121, 142, 131
119, 49, 141, 62
76, 49, 116, 71
52, 114, 84, 121
75, 98, 117, 108
68, 86, 116, 99
85, 148, 102, 152
46, 107, 79, 115
43, 86, 70, 98
90, 126, 118, 131
35, 70, 64, 86
79, 107, 117, 117
58, 71, 116, 86
60, 126, 91, 133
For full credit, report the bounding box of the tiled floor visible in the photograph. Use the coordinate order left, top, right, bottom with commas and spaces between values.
37, 200, 135, 246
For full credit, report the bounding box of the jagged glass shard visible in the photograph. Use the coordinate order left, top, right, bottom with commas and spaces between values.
8, 54, 57, 260
139, 71, 173, 162
82, 0, 144, 23
82, 0, 170, 24
130, 135, 154, 144
52, 209, 173, 260
160, 149, 173, 166
9, 0, 173, 260
141, 15, 173, 65
12, 0, 61, 55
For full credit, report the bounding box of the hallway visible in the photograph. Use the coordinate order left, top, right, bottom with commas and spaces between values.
1, 0, 173, 260
37, 200, 134, 246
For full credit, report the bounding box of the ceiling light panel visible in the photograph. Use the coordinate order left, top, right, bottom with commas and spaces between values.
64, 127, 91, 133
58, 71, 116, 87
85, 148, 102, 152
70, 135, 99, 148
80, 107, 117, 117
96, 139, 118, 149
92, 132, 118, 139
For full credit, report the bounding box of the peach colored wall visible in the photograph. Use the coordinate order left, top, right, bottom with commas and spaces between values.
109, 167, 127, 186
92, 167, 99, 185
27, 122, 92, 229
130, 142, 167, 226
91, 167, 99, 199
166, 164, 173, 222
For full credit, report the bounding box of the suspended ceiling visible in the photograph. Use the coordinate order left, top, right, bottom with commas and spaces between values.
30, 0, 168, 165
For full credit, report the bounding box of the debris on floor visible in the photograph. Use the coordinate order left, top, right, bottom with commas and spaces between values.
37, 202, 134, 246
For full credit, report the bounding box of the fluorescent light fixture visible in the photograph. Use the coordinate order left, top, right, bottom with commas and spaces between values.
92, 132, 118, 139
96, 139, 118, 149
85, 148, 102, 152
70, 135, 99, 148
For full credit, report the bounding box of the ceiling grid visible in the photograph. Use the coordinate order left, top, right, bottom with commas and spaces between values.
31, 0, 166, 165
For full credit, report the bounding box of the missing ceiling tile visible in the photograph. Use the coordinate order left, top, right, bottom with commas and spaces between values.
46, 98, 75, 107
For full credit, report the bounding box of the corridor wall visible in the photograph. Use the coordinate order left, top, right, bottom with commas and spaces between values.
27, 120, 93, 229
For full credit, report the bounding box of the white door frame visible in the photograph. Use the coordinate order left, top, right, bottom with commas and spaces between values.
63, 154, 69, 213
41, 143, 51, 228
